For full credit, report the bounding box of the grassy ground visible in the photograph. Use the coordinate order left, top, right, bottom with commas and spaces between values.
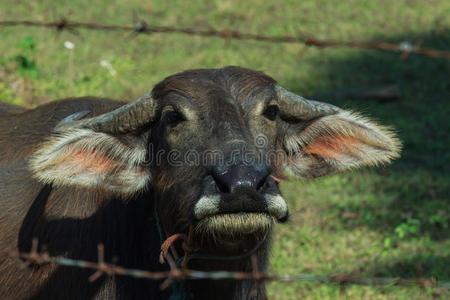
1, 0, 449, 299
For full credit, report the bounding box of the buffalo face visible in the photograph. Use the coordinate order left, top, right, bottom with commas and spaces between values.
30, 66, 401, 249
147, 70, 289, 245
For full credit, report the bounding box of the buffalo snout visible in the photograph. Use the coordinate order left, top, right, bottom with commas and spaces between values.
211, 164, 270, 194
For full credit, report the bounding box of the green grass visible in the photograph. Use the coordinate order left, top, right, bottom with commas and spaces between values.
1, 1, 449, 299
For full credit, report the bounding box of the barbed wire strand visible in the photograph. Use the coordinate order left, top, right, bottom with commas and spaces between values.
0, 19, 449, 60
1, 239, 449, 291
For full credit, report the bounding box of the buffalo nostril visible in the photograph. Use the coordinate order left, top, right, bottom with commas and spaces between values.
256, 173, 269, 191
212, 172, 231, 193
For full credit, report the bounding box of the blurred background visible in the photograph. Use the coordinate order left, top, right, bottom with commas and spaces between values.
0, 1, 449, 299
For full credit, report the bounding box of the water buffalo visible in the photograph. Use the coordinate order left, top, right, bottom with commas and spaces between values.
0, 66, 400, 299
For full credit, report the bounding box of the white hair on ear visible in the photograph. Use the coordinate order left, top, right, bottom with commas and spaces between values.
29, 128, 150, 194
283, 110, 401, 178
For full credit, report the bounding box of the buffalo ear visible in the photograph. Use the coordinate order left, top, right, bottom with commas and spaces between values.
30, 128, 150, 195
280, 110, 401, 178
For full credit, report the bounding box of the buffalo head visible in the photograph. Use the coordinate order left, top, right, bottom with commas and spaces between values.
30, 66, 400, 251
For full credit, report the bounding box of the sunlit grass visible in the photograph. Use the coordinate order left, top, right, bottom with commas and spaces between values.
0, 1, 449, 298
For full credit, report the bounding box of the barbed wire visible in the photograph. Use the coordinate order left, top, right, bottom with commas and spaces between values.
1, 238, 449, 292
0, 18, 449, 60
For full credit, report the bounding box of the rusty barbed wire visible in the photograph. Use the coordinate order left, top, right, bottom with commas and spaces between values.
1, 238, 449, 291
0, 18, 449, 59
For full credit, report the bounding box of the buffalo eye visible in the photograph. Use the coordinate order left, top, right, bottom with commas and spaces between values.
164, 110, 185, 126
263, 105, 279, 121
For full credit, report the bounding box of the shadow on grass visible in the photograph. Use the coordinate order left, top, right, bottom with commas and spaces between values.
288, 31, 449, 240
369, 254, 450, 280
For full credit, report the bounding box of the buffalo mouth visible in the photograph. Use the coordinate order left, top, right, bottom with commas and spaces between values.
193, 212, 275, 248
195, 212, 275, 235
192, 176, 288, 241
193, 175, 288, 218
193, 193, 288, 221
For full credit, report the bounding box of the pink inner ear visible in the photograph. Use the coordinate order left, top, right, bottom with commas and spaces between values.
70, 150, 117, 174
304, 135, 360, 159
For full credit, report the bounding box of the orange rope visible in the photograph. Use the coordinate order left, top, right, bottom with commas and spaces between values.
159, 224, 199, 266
